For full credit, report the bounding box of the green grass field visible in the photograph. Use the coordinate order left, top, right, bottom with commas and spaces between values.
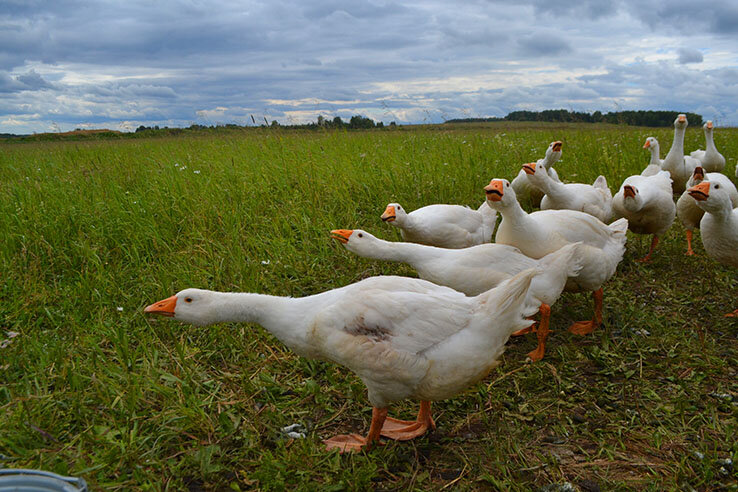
1, 123, 736, 491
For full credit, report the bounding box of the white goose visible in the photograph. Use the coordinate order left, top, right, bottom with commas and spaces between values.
522, 160, 612, 223
612, 171, 675, 262
677, 167, 738, 256
331, 228, 584, 361
511, 140, 562, 208
690, 121, 726, 173
145, 271, 537, 452
484, 178, 628, 336
687, 177, 738, 317
381, 201, 496, 249
641, 137, 663, 176
662, 114, 701, 193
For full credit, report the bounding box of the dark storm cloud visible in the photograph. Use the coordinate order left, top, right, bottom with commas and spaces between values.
0, 0, 737, 133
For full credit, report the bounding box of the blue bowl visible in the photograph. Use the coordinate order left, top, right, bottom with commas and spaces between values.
0, 469, 87, 491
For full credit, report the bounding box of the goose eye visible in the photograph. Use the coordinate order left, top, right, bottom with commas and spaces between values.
185, 297, 193, 303
506, 182, 509, 187
715, 184, 720, 189
358, 233, 363, 238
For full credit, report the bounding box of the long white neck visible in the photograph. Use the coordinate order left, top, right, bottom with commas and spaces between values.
205, 292, 313, 351
495, 199, 534, 233
648, 142, 661, 165
355, 238, 443, 265
705, 127, 717, 153
667, 124, 686, 160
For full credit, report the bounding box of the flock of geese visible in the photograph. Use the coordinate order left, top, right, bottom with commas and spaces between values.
144, 114, 738, 453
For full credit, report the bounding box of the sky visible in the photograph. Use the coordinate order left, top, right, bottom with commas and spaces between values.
1, 0, 738, 134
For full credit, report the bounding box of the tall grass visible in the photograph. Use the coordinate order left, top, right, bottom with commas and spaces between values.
1, 123, 736, 490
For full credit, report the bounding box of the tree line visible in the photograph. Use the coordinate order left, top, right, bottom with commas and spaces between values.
446, 109, 703, 127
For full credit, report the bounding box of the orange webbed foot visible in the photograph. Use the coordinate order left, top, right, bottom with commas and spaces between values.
527, 344, 546, 362
635, 255, 653, 263
380, 416, 435, 441
725, 309, 738, 318
685, 249, 696, 256
324, 434, 374, 453
568, 320, 597, 336
511, 324, 537, 336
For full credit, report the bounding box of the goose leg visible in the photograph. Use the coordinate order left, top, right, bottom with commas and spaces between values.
324, 406, 388, 453
527, 303, 551, 362
380, 400, 435, 440
568, 289, 603, 336
685, 230, 696, 256
636, 235, 659, 263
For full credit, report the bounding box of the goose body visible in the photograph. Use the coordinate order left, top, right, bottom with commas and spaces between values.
511, 141, 562, 208
523, 161, 612, 223
662, 114, 701, 193
381, 201, 497, 249
331, 229, 584, 360
612, 171, 675, 261
485, 178, 628, 336
641, 137, 664, 176
145, 271, 536, 452
688, 177, 738, 316
690, 121, 725, 173
676, 167, 738, 255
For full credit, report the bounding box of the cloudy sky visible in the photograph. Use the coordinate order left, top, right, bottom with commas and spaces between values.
2, 0, 738, 134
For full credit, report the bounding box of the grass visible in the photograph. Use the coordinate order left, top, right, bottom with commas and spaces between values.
0, 122, 736, 491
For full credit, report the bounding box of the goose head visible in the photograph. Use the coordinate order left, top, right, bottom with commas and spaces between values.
688, 176, 732, 214
381, 203, 408, 226
522, 161, 548, 186
643, 137, 658, 150
705, 120, 713, 131
621, 184, 643, 212
484, 178, 517, 210
675, 113, 688, 130
145, 288, 218, 326
543, 141, 563, 168
686, 166, 705, 188
330, 228, 380, 255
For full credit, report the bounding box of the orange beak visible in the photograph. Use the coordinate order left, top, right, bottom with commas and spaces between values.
678, 115, 686, 123
144, 295, 177, 317
688, 181, 710, 201
484, 180, 504, 201
643, 140, 651, 149
706, 121, 713, 129
381, 205, 396, 222
623, 185, 636, 198
693, 166, 704, 180
330, 229, 353, 244
552, 141, 562, 152
522, 162, 537, 175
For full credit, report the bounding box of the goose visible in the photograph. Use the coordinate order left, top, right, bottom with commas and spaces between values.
687, 177, 738, 317
144, 270, 537, 452
331, 228, 584, 361
484, 178, 628, 336
662, 114, 701, 193
380, 200, 497, 249
641, 137, 663, 176
690, 121, 726, 173
522, 161, 612, 223
677, 167, 738, 256
510, 140, 563, 209
612, 171, 675, 262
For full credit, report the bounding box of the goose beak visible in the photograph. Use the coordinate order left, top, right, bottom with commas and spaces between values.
522, 162, 537, 175
144, 295, 177, 317
643, 140, 651, 149
623, 185, 636, 198
706, 121, 713, 129
484, 180, 504, 201
693, 166, 704, 180
330, 229, 352, 244
552, 141, 562, 152
678, 114, 686, 123
381, 205, 396, 222
688, 181, 710, 201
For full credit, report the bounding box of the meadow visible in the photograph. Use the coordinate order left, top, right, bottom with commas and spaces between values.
0, 122, 736, 491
